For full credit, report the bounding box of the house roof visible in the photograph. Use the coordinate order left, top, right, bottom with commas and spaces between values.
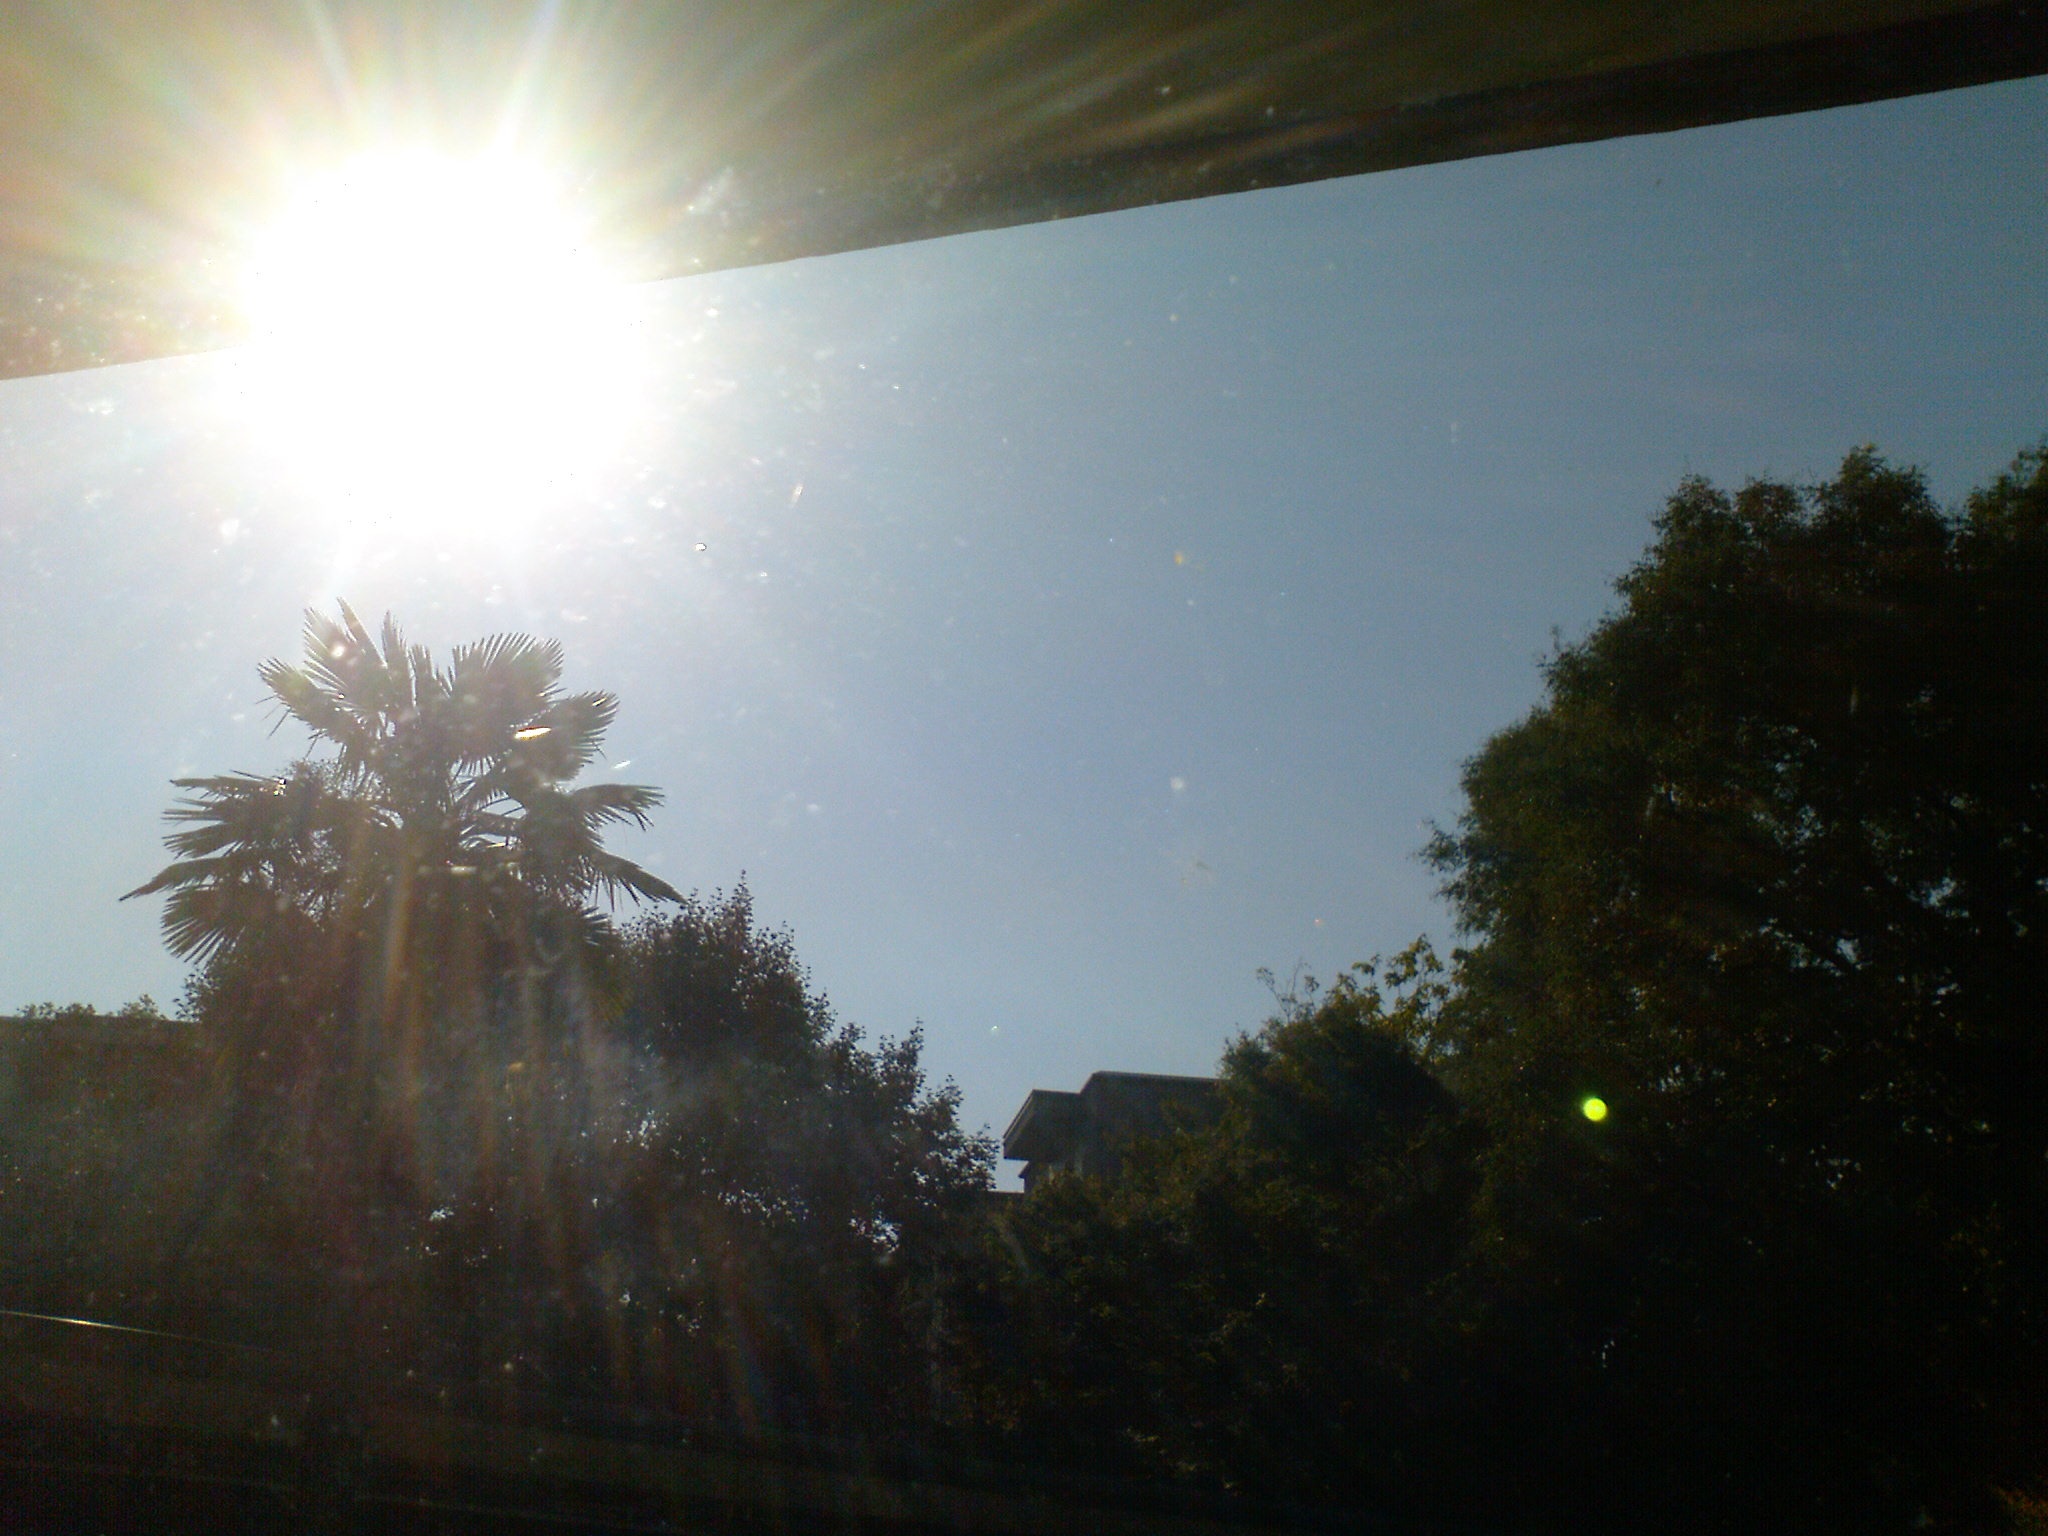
1004, 1088, 1084, 1164
1003, 1072, 1219, 1163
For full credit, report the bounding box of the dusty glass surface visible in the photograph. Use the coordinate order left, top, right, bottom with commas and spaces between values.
6, 78, 2041, 1147
1, 67, 2045, 1533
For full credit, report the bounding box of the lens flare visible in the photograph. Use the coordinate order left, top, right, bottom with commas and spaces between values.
232, 150, 644, 536
1581, 1096, 1609, 1122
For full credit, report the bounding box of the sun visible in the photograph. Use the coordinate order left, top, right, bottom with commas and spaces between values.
234, 150, 645, 535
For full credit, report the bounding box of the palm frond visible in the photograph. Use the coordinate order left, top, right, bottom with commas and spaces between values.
449, 631, 564, 696
300, 602, 404, 727
587, 848, 683, 906
563, 780, 666, 831
507, 691, 619, 779
378, 612, 412, 705
132, 603, 678, 974
564, 903, 623, 959
411, 643, 444, 709
259, 658, 362, 750
159, 878, 321, 962
124, 852, 238, 899
151, 771, 327, 858
443, 633, 565, 767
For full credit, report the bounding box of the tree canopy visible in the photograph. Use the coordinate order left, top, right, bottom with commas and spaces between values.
955, 947, 1471, 1508
105, 607, 993, 1434
1421, 443, 2048, 1531
959, 443, 2048, 1534
43, 446, 2048, 1526
126, 600, 677, 966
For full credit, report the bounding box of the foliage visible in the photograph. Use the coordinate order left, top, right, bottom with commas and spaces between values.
117, 605, 683, 1368
51, 445, 2048, 1520
536, 889, 997, 1431
109, 608, 994, 1431
1421, 444, 2048, 1531
957, 946, 1473, 1507
126, 601, 676, 966
0, 997, 208, 1330
8, 996, 166, 1022
12, 1001, 101, 1023
375, 887, 1000, 1423
962, 444, 2048, 1534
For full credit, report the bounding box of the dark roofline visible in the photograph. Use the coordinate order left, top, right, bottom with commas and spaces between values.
1003, 1088, 1082, 1163
1079, 1071, 1217, 1092
1003, 1071, 1221, 1163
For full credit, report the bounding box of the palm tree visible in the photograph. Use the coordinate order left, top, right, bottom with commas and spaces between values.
127, 601, 679, 965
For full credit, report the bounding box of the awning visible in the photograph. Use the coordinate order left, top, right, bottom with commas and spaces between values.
3, 0, 2042, 379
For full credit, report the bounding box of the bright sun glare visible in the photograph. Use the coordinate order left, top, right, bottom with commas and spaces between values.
237, 151, 644, 534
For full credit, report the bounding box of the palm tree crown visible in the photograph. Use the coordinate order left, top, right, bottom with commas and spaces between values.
127, 602, 678, 963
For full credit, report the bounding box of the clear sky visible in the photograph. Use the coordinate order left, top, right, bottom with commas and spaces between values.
2, 74, 2045, 1178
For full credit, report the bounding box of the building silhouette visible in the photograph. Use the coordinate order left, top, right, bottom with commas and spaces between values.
1002, 1071, 1218, 1190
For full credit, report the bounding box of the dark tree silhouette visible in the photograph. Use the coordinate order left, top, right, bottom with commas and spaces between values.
1424, 444, 2048, 1532
123, 603, 680, 1374
544, 890, 996, 1433
957, 946, 1472, 1509
960, 444, 2048, 1535
126, 600, 676, 963
114, 606, 993, 1438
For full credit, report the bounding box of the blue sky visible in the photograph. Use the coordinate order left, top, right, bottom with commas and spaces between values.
2, 74, 2044, 1176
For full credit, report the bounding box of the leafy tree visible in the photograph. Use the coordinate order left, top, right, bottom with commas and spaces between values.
560, 889, 996, 1433
0, 996, 207, 1332
375, 885, 995, 1429
122, 608, 995, 1430
12, 1001, 100, 1023
957, 946, 1472, 1508
962, 444, 2048, 1533
1425, 445, 2048, 1531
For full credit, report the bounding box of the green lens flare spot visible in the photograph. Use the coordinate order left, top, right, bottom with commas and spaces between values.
1581, 1096, 1609, 1123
